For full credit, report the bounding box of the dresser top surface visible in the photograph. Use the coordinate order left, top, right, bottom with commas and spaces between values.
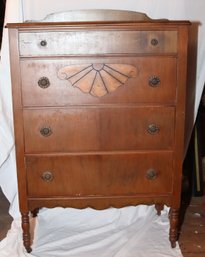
6, 20, 191, 30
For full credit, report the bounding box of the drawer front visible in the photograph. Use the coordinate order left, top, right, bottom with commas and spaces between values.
26, 152, 173, 197
23, 107, 175, 153
19, 30, 177, 56
20, 57, 176, 106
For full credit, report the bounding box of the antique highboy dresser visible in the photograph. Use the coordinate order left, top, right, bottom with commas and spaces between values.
7, 10, 190, 252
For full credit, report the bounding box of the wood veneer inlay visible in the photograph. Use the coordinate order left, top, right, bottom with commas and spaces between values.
58, 63, 138, 97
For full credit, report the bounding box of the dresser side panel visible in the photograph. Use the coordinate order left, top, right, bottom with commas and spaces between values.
8, 29, 28, 212
172, 25, 189, 207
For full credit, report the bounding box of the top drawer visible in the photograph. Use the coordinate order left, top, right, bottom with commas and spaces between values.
19, 30, 177, 57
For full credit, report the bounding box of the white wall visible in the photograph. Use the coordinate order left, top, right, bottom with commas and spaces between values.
23, 0, 187, 21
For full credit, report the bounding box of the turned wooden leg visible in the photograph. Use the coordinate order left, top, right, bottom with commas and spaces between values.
169, 208, 179, 248
155, 204, 164, 216
22, 212, 32, 253
31, 208, 39, 218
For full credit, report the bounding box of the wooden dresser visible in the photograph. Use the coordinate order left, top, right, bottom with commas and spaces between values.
7, 10, 190, 253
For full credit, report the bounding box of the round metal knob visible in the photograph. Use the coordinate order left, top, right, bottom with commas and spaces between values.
40, 126, 52, 137
149, 76, 160, 87
151, 38, 158, 46
41, 171, 54, 182
147, 124, 159, 135
38, 77, 50, 89
146, 169, 157, 180
40, 40, 47, 46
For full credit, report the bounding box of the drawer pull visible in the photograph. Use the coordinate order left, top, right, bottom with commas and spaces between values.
146, 169, 157, 180
41, 171, 54, 182
40, 126, 52, 137
147, 124, 159, 134
38, 77, 50, 89
149, 76, 160, 87
151, 38, 158, 46
40, 40, 47, 47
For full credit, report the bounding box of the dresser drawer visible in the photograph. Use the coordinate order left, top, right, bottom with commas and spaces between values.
23, 107, 175, 153
26, 152, 173, 197
20, 57, 176, 106
19, 30, 177, 57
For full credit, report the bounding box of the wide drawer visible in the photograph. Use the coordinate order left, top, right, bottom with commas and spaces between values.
19, 30, 177, 57
20, 57, 176, 106
26, 152, 173, 197
23, 107, 175, 153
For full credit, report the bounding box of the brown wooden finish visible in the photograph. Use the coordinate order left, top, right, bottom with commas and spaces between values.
6, 19, 191, 29
20, 57, 177, 106
28, 196, 173, 212
7, 10, 190, 253
8, 29, 29, 214
171, 26, 189, 209
26, 152, 173, 197
19, 30, 178, 56
170, 208, 180, 248
57, 63, 138, 97
22, 212, 31, 253
155, 203, 164, 216
23, 107, 175, 153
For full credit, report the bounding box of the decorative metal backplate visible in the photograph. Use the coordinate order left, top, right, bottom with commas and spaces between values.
58, 63, 138, 97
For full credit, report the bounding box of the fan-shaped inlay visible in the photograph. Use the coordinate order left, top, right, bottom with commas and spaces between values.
58, 63, 138, 97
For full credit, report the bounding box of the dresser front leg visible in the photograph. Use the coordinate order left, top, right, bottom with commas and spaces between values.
22, 212, 32, 253
169, 208, 179, 248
